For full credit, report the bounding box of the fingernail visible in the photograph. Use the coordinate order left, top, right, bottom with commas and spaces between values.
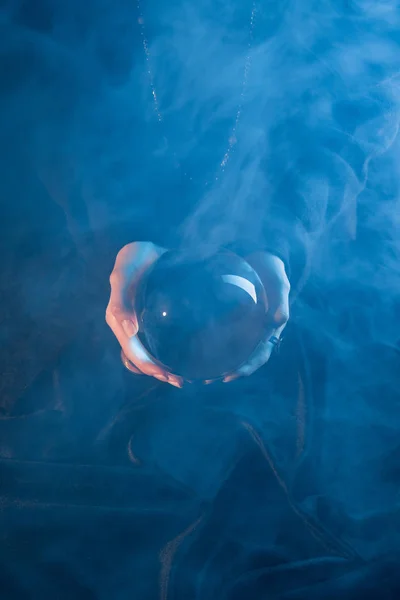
168, 378, 182, 388
155, 374, 168, 383
122, 319, 137, 338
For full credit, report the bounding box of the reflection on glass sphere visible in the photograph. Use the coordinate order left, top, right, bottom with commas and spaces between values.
135, 250, 268, 381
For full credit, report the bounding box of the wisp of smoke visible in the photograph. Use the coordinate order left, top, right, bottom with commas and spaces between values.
1, 0, 400, 578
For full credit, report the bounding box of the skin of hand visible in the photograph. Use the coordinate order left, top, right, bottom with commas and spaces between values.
105, 241, 183, 388
222, 251, 290, 383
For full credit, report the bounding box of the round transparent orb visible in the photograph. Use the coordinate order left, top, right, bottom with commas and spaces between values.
135, 250, 268, 381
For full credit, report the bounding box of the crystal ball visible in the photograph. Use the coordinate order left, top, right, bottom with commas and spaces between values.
135, 250, 268, 381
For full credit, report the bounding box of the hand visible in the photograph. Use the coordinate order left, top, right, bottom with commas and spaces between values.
223, 251, 290, 383
106, 241, 183, 387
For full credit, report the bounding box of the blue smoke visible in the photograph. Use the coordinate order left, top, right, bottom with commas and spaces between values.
1, 0, 400, 596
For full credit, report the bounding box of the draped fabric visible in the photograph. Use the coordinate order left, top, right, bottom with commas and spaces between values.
1, 1, 400, 597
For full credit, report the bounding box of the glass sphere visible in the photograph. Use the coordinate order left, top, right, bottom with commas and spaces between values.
135, 250, 268, 381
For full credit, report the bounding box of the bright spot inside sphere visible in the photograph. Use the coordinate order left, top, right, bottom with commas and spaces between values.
134, 250, 269, 381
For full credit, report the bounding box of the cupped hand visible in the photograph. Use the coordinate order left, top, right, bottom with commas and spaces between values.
106, 241, 183, 387
223, 251, 290, 383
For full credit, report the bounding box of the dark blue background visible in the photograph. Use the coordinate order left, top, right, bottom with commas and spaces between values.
0, 1, 400, 598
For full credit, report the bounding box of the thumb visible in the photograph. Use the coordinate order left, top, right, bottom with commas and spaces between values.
106, 270, 139, 338
106, 299, 138, 339
267, 285, 290, 329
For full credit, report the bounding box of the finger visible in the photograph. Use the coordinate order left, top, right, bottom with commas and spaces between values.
113, 241, 165, 278
270, 321, 287, 344
107, 242, 180, 385
106, 302, 163, 381
246, 252, 289, 289
266, 280, 290, 328
113, 242, 166, 308
223, 321, 288, 383
245, 252, 290, 327
122, 348, 181, 387
106, 269, 139, 352
125, 337, 183, 388
108, 269, 139, 324
223, 343, 274, 383
107, 242, 168, 357
106, 298, 138, 354
108, 298, 183, 388
106, 262, 142, 364
121, 350, 145, 375
107, 242, 167, 331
